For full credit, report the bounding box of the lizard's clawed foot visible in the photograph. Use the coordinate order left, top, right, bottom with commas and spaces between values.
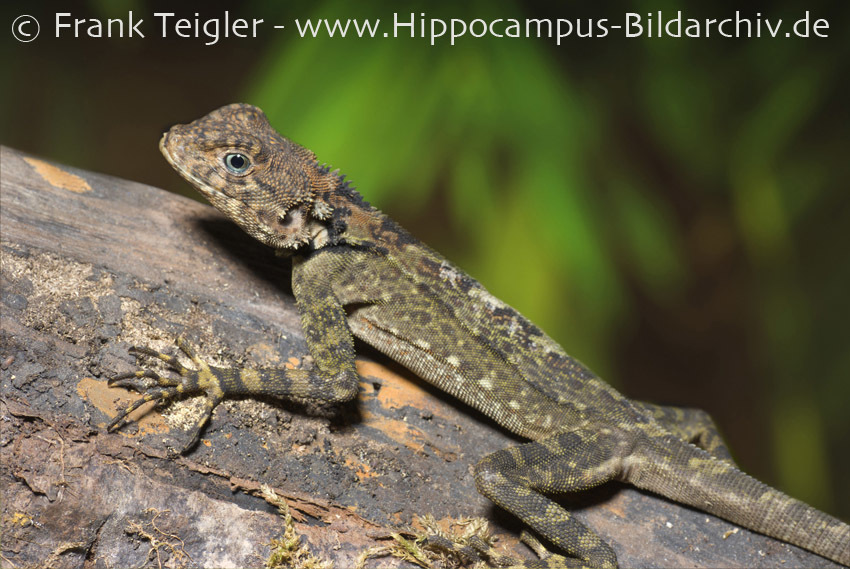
107, 337, 211, 451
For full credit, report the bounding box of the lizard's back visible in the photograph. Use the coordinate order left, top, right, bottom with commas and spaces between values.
320, 187, 644, 441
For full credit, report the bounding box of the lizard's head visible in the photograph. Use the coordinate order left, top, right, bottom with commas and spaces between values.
159, 103, 336, 251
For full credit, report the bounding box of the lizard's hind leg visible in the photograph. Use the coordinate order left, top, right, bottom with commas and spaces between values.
473, 428, 630, 569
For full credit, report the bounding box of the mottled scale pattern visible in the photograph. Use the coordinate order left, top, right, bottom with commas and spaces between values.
108, 104, 850, 568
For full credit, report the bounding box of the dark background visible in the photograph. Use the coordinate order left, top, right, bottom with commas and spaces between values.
2, 0, 849, 520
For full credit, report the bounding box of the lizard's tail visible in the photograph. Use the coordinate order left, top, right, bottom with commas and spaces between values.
630, 435, 849, 566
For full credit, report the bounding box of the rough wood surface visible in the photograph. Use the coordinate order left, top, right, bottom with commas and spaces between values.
1, 145, 842, 568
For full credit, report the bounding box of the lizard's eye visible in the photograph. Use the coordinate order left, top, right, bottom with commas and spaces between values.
224, 153, 250, 174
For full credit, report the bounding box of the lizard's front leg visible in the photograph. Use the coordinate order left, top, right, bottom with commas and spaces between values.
108, 260, 361, 451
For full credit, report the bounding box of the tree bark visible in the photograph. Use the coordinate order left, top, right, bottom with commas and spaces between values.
1, 146, 841, 568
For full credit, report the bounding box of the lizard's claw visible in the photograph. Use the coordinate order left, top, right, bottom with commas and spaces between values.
109, 368, 172, 392
106, 384, 182, 433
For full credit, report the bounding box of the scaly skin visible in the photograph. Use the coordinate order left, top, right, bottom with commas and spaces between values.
108, 104, 850, 568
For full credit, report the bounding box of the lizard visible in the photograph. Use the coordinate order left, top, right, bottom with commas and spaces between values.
107, 103, 850, 568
